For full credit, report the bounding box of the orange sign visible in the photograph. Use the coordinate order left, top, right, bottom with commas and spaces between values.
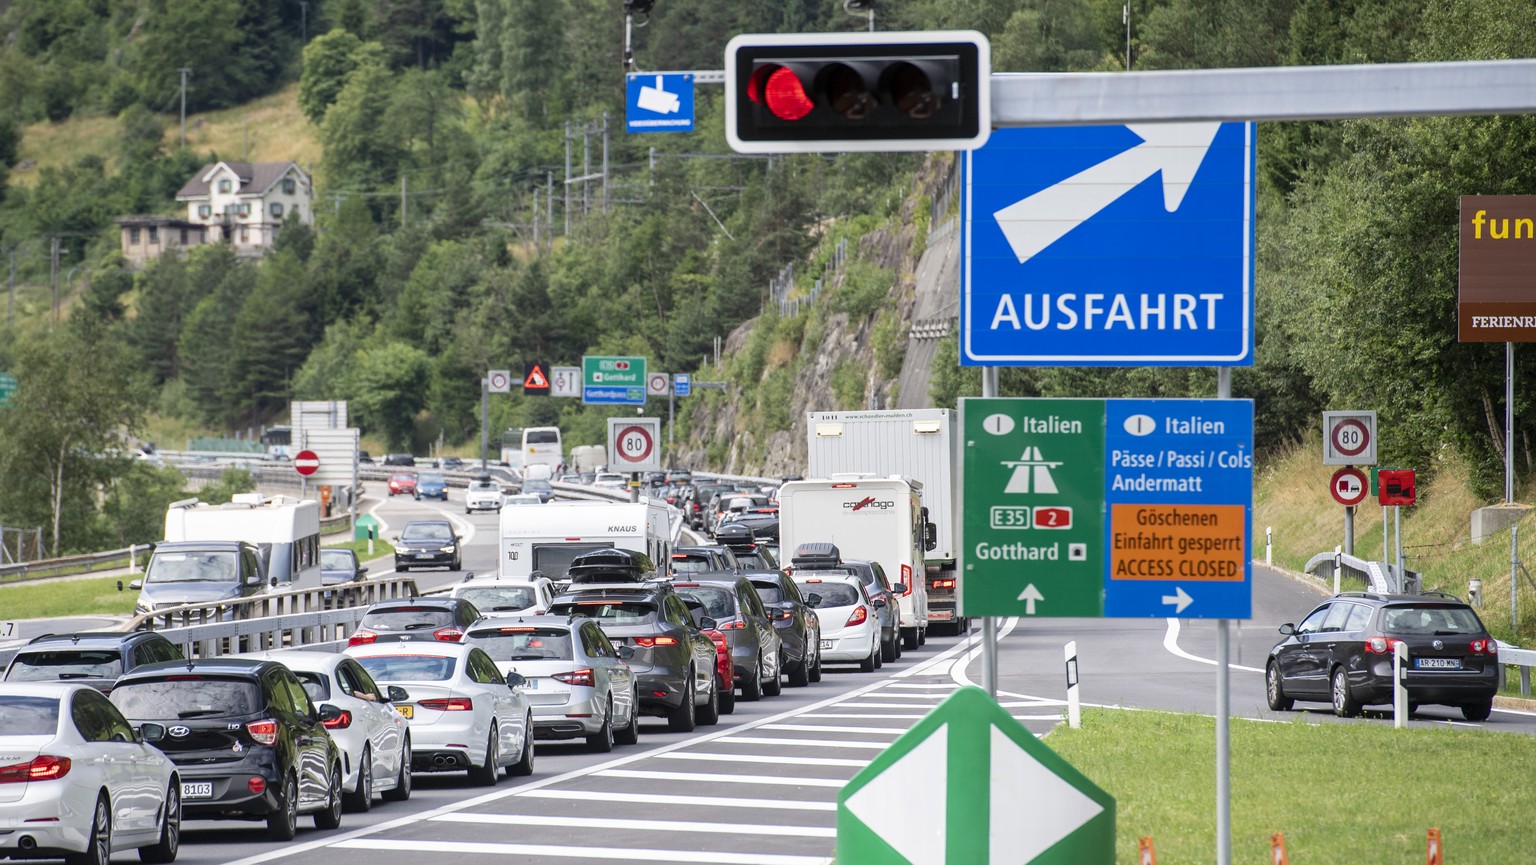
1109, 504, 1245, 581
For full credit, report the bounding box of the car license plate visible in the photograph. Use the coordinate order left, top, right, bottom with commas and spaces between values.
395, 704, 414, 718
181, 782, 214, 800
416, 552, 433, 559
1416, 657, 1461, 669
820, 639, 833, 650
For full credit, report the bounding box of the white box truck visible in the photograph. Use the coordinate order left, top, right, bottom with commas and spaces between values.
498, 499, 673, 583
806, 410, 964, 633
778, 476, 933, 650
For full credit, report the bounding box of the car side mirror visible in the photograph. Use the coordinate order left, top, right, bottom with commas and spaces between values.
872, 598, 888, 609
269, 576, 279, 588
246, 574, 262, 586
893, 583, 907, 595
806, 592, 822, 608
506, 672, 526, 689
359, 567, 369, 577
128, 579, 143, 591
1279, 623, 1296, 635
925, 522, 938, 551
387, 685, 410, 703
698, 616, 718, 631
616, 645, 636, 660
318, 704, 343, 724
116, 580, 124, 592
137, 722, 166, 743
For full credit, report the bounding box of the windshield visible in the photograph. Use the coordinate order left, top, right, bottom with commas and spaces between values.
6, 650, 123, 682
735, 551, 775, 570
0, 696, 60, 735
673, 586, 736, 619
532, 543, 612, 581
525, 430, 559, 444
111, 677, 263, 720
468, 628, 574, 661
670, 557, 717, 574
353, 654, 456, 682
470, 481, 500, 492
1380, 605, 1485, 635
524, 480, 553, 492
798, 582, 860, 608
320, 549, 355, 570
360, 607, 454, 631
548, 600, 658, 622
145, 551, 240, 584
457, 585, 538, 612
418, 473, 446, 485
401, 523, 454, 543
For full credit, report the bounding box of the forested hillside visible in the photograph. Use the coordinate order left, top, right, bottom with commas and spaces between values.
0, 0, 1533, 555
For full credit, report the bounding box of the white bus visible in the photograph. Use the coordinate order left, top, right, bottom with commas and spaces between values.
498, 499, 672, 582
162, 493, 323, 586
521, 426, 563, 472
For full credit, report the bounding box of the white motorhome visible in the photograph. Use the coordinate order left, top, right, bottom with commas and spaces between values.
161, 493, 323, 586
498, 499, 672, 582
778, 476, 933, 650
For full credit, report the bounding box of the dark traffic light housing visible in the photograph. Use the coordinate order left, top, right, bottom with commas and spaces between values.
725, 31, 991, 154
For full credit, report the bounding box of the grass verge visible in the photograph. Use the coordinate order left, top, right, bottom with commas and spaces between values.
0, 577, 136, 618
1049, 708, 1536, 864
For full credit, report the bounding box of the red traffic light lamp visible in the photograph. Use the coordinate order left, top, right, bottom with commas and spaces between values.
725, 31, 990, 154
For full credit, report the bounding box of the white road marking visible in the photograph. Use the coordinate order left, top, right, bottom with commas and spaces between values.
761, 723, 904, 734
518, 789, 837, 811
334, 839, 829, 864
800, 713, 927, 720
825, 701, 954, 709
950, 617, 1020, 688
432, 812, 837, 838
597, 768, 846, 787
885, 682, 960, 689
655, 752, 868, 768
1163, 618, 1265, 673
718, 735, 892, 749
832, 692, 947, 700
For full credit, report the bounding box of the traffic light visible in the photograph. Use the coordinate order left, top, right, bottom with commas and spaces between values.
724, 31, 990, 154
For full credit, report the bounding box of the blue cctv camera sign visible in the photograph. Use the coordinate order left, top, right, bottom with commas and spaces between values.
626, 73, 695, 134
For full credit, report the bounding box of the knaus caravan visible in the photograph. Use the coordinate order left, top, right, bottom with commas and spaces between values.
498, 499, 672, 583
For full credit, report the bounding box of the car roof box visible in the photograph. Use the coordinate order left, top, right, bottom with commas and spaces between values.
713, 523, 754, 545
566, 548, 656, 584
790, 542, 842, 568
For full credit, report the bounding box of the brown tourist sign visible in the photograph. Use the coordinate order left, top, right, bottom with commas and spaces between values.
1460, 195, 1536, 342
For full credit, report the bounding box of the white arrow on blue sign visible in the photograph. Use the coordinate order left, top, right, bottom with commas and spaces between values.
626, 73, 695, 134
961, 122, 1255, 366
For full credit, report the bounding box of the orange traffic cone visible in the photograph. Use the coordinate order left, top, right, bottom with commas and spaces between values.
1137, 837, 1157, 865
1271, 833, 1290, 865
1427, 828, 1444, 865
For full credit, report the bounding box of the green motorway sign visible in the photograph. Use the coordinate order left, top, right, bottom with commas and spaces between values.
0, 372, 16, 407
581, 356, 647, 406
837, 686, 1114, 865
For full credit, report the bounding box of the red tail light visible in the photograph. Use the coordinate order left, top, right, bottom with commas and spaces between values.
704, 630, 728, 652
322, 710, 352, 730
348, 630, 378, 646
553, 669, 595, 687
771, 609, 794, 621
0, 755, 71, 784
1470, 638, 1499, 655
932, 578, 956, 589
846, 606, 869, 627
433, 627, 464, 642
418, 698, 473, 711
246, 719, 279, 745
717, 620, 746, 631
1365, 637, 1403, 654
633, 636, 680, 647
901, 565, 914, 596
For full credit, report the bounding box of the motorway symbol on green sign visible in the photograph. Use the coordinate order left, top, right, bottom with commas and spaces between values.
0, 372, 15, 407
581, 356, 647, 405
837, 686, 1114, 865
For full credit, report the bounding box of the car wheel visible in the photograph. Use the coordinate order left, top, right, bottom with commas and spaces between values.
788, 653, 811, 688
344, 746, 373, 812
762, 651, 783, 697
382, 738, 412, 801
509, 716, 537, 776
1265, 663, 1294, 712
697, 674, 721, 726
314, 764, 343, 829
1331, 667, 1361, 718
1462, 699, 1493, 722
716, 675, 736, 715
615, 693, 642, 744
452, 557, 462, 571
139, 780, 179, 864
902, 628, 919, 651
587, 700, 616, 753
881, 632, 899, 664
859, 635, 878, 672
918, 628, 927, 646
740, 657, 763, 702
65, 793, 110, 865
468, 728, 501, 786
668, 677, 697, 733
266, 774, 298, 841
874, 641, 884, 669
809, 645, 823, 683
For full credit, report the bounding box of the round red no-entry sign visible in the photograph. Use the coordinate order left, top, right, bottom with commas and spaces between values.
293, 449, 320, 476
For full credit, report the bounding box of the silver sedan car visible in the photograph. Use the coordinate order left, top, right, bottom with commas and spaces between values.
466, 616, 640, 753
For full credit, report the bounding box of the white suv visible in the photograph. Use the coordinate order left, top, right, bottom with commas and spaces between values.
464, 479, 505, 513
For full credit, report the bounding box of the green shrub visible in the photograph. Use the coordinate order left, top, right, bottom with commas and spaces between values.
872, 309, 906, 378
830, 359, 866, 409
833, 260, 893, 320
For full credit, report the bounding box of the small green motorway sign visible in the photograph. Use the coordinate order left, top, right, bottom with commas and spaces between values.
581, 356, 647, 406
0, 372, 16, 407
837, 686, 1114, 865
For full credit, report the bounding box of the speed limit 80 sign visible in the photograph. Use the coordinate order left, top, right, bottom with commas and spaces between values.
1322, 410, 1377, 466
607, 416, 663, 473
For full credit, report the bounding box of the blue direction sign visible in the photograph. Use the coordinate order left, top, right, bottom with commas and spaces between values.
961, 123, 1255, 366
960, 397, 1252, 619
626, 73, 695, 134
673, 373, 691, 397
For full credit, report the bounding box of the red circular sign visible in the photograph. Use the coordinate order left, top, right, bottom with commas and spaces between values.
614, 425, 654, 465
1330, 467, 1368, 506
293, 449, 321, 477
1330, 418, 1370, 458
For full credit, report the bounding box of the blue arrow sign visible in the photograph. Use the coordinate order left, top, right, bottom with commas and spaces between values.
961, 123, 1255, 366
626, 73, 695, 134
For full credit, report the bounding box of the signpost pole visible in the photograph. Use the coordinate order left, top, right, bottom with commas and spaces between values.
1215, 366, 1231, 865
1343, 505, 1354, 557
981, 367, 1000, 699
668, 388, 675, 467
1507, 342, 1515, 504
479, 378, 489, 473
1395, 505, 1405, 593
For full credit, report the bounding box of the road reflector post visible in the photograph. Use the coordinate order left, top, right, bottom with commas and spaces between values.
1064, 640, 1081, 729
1333, 545, 1342, 595
1138, 836, 1157, 864
1270, 832, 1289, 865
1394, 639, 1409, 728
1427, 827, 1444, 865
1265, 526, 1272, 566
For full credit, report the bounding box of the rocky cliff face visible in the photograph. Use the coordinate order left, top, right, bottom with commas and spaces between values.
675, 156, 960, 477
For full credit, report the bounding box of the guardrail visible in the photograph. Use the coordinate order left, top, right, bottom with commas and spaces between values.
0, 545, 145, 584
1502, 645, 1536, 697
121, 575, 424, 637
1303, 550, 1419, 594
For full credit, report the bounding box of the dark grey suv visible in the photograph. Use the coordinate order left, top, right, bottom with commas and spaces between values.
1267, 591, 1500, 721
4, 631, 184, 693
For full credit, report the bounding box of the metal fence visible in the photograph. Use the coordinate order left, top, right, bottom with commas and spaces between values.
0, 526, 44, 565
772, 238, 847, 318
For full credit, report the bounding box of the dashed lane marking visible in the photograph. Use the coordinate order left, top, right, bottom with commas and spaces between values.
595, 769, 846, 787
432, 813, 837, 838
333, 838, 828, 864
517, 790, 836, 811
653, 752, 868, 768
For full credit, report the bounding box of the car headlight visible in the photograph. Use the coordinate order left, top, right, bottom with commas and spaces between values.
440, 545, 456, 553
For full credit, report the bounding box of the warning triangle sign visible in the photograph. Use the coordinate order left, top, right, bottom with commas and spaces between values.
523, 361, 551, 395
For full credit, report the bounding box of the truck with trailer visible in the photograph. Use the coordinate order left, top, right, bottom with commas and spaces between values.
497, 499, 673, 584
806, 410, 965, 634
777, 476, 934, 650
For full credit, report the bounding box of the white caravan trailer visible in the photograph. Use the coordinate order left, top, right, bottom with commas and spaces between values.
498, 499, 672, 582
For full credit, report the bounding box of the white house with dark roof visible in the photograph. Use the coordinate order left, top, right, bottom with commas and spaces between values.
174, 160, 314, 256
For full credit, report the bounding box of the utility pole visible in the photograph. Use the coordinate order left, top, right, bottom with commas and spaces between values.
48, 237, 60, 325
400, 176, 407, 226
602, 112, 610, 212
564, 121, 572, 236
6, 246, 16, 330
178, 67, 191, 148
300, 1, 308, 43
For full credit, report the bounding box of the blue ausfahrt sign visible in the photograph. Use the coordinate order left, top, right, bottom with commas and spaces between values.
626, 73, 695, 134
961, 123, 1255, 366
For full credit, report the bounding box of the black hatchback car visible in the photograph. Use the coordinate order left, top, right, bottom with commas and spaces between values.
748, 571, 822, 688
393, 520, 462, 572
1266, 591, 1501, 721
348, 597, 485, 646
3, 631, 183, 693
109, 658, 345, 840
